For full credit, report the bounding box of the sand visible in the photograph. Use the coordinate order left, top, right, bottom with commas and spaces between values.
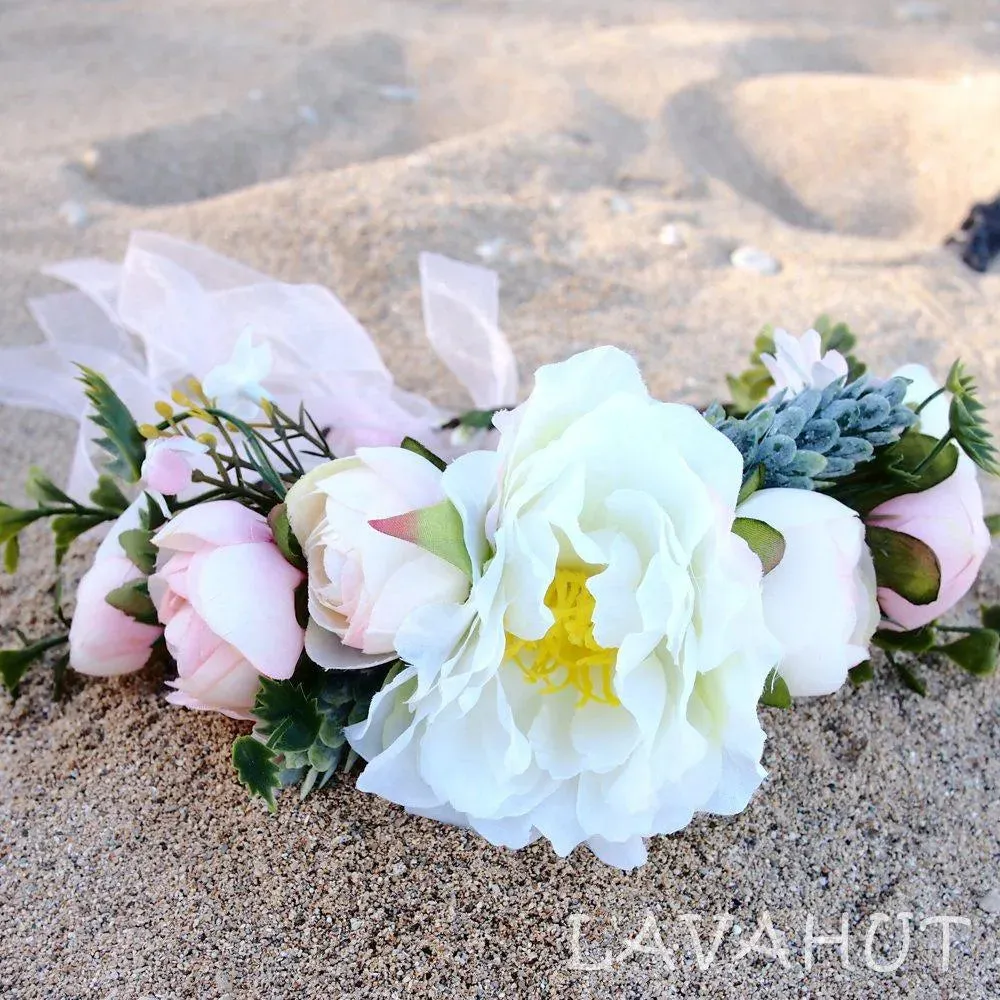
2, 0, 1000, 996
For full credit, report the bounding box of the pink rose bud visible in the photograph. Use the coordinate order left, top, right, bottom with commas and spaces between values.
149, 501, 305, 718
141, 437, 210, 496
868, 461, 991, 631
69, 501, 163, 676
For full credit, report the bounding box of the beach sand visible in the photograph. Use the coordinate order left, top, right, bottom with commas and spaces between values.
2, 1, 1000, 996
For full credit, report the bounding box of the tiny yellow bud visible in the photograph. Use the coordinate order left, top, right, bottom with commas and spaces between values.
188, 407, 211, 422
154, 400, 174, 419
170, 389, 190, 407
138, 423, 161, 440
260, 398, 275, 419
187, 378, 206, 402
196, 432, 217, 448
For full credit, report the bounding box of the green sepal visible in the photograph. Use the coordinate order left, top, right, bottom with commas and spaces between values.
933, 630, 999, 676
732, 517, 786, 575
369, 498, 473, 577
737, 464, 765, 505
89, 475, 130, 514
866, 526, 941, 606
232, 735, 280, 812
254, 675, 322, 754
759, 669, 791, 708
872, 626, 936, 654
78, 366, 147, 483
985, 514, 1000, 537
401, 436, 447, 472
51, 513, 108, 566
848, 660, 874, 687
829, 433, 958, 515
105, 579, 159, 626
118, 528, 156, 575
0, 633, 69, 697
267, 504, 306, 570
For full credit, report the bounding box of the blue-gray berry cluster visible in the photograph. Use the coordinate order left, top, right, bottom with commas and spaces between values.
706, 376, 918, 490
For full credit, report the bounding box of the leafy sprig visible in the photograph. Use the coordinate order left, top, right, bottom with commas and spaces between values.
232, 660, 395, 810
943, 360, 999, 476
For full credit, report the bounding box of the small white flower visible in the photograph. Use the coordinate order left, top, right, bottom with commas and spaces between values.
760, 329, 848, 396
201, 330, 273, 419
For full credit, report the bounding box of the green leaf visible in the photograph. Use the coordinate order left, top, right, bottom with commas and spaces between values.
946, 360, 999, 476
981, 605, 1000, 631
369, 498, 473, 576
105, 579, 159, 626
3, 535, 19, 574
737, 464, 765, 505
401, 436, 447, 472
118, 528, 156, 575
866, 525, 941, 606
986, 514, 1000, 537
0, 633, 69, 697
267, 504, 306, 570
873, 626, 937, 654
0, 504, 49, 547
450, 408, 501, 430
89, 475, 130, 514
25, 467, 74, 507
933, 630, 999, 676
51, 513, 107, 565
51, 653, 69, 701
759, 669, 791, 708
141, 492, 168, 533
894, 659, 926, 696
231, 736, 280, 812
78, 366, 147, 483
254, 676, 322, 754
848, 660, 874, 687
732, 517, 786, 575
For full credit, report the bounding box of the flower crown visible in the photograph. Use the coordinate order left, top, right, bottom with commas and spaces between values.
1, 233, 996, 870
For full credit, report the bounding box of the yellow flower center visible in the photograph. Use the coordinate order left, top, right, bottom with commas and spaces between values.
506, 568, 620, 706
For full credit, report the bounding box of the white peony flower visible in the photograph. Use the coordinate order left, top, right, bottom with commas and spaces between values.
738, 488, 879, 697
286, 448, 471, 668
761, 329, 848, 396
201, 330, 272, 418
346, 347, 781, 869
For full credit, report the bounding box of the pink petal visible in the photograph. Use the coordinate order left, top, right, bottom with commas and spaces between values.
153, 501, 273, 553
186, 543, 304, 679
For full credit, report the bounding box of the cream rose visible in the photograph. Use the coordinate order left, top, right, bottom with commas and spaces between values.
286, 448, 471, 669
346, 347, 782, 869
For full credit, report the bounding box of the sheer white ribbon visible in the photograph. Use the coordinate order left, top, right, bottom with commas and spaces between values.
0, 232, 518, 497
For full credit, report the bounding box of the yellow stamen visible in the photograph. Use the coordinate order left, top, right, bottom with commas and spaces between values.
506, 568, 619, 706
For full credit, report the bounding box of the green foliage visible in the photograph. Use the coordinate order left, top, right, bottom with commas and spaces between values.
848, 660, 874, 687
759, 669, 791, 708
445, 408, 502, 431
401, 436, 448, 471
78, 366, 146, 483
873, 626, 936, 654
893, 657, 927, 696
933, 630, 999, 676
981, 605, 1000, 631
828, 432, 958, 516
232, 735, 280, 812
3, 536, 18, 574
234, 660, 395, 807
118, 528, 157, 575
89, 475, 130, 515
52, 513, 108, 566
0, 633, 69, 697
732, 517, 786, 574
946, 360, 999, 476
105, 580, 158, 626
986, 514, 1000, 537
866, 526, 941, 607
